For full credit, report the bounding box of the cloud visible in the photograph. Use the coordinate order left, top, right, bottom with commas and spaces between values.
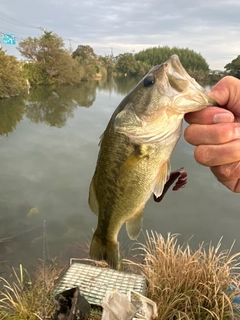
1, 0, 240, 69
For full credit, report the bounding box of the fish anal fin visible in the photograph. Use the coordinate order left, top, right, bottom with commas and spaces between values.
88, 176, 99, 215
153, 161, 171, 198
119, 145, 149, 181
126, 209, 143, 240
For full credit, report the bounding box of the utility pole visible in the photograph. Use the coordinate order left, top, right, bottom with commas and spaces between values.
68, 39, 72, 54
39, 26, 45, 35
110, 47, 113, 57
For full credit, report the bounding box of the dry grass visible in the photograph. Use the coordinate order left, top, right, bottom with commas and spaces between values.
1, 234, 240, 320
133, 232, 240, 320
89, 306, 102, 320
0, 260, 65, 320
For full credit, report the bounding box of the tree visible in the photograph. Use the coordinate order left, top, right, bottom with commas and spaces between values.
225, 55, 240, 77
114, 53, 149, 76
98, 55, 115, 76
72, 45, 97, 61
134, 46, 209, 79
0, 48, 28, 98
18, 32, 82, 85
17, 37, 39, 61
115, 53, 137, 76
72, 45, 99, 81
18, 31, 65, 62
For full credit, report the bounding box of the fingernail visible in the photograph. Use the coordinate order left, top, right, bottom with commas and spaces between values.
213, 113, 234, 123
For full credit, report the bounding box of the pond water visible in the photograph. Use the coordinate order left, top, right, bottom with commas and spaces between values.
0, 77, 239, 274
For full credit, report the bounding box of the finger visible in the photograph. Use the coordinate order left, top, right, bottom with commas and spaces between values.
210, 163, 240, 193
211, 161, 240, 182
184, 107, 234, 125
219, 180, 240, 193
208, 76, 240, 117
194, 139, 240, 166
184, 123, 240, 145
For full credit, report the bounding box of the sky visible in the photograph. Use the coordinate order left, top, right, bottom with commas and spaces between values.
0, 0, 240, 70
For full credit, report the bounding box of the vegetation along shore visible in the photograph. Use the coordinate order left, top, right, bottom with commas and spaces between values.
1, 30, 239, 99
0, 233, 240, 319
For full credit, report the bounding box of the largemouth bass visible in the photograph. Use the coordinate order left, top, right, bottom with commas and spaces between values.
88, 55, 218, 269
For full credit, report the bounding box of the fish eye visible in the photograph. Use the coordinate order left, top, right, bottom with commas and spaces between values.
143, 75, 155, 87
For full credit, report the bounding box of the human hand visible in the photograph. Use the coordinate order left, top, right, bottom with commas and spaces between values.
184, 76, 240, 192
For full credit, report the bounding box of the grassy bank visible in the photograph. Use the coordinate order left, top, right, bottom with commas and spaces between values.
137, 232, 240, 319
0, 233, 240, 319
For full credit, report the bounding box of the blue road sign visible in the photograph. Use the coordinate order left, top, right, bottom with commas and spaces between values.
2, 34, 16, 45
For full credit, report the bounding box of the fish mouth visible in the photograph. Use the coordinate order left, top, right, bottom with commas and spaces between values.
164, 55, 218, 109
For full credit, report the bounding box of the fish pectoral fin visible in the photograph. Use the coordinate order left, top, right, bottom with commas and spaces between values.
88, 176, 99, 215
126, 210, 143, 240
119, 145, 149, 181
153, 161, 171, 198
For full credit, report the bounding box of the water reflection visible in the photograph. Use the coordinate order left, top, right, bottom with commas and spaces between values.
24, 82, 97, 128
0, 82, 98, 137
56, 82, 97, 108
95, 76, 142, 96
0, 98, 25, 136
96, 77, 118, 93
0, 199, 42, 261
0, 78, 240, 277
114, 76, 142, 94
0, 81, 102, 274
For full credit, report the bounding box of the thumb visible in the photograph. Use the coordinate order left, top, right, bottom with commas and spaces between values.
208, 76, 240, 117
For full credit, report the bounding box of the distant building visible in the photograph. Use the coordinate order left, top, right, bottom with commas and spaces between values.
209, 70, 225, 75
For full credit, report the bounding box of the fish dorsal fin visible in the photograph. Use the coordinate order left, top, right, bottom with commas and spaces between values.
153, 161, 171, 198
88, 176, 99, 215
119, 144, 149, 181
126, 209, 143, 240
98, 132, 105, 147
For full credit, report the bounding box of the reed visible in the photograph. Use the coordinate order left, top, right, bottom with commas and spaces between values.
0, 260, 65, 320
135, 232, 240, 319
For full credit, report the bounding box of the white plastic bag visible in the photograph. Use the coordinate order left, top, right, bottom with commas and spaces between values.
101, 289, 137, 320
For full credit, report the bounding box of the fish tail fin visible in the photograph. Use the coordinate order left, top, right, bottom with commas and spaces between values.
90, 233, 119, 269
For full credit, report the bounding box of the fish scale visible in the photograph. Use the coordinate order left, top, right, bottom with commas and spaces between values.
88, 55, 218, 269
